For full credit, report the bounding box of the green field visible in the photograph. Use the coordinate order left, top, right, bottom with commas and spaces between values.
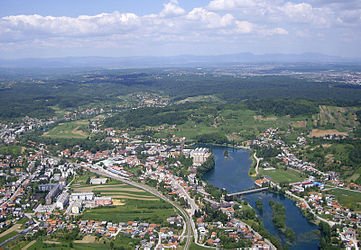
70, 172, 125, 187
43, 120, 89, 138
189, 241, 210, 250
70, 173, 156, 199
152, 103, 314, 143
313, 105, 359, 130
0, 145, 23, 156
81, 199, 175, 224
325, 188, 361, 210
260, 168, 304, 184
0, 231, 19, 243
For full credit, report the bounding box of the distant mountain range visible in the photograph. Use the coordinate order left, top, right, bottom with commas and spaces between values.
0, 53, 360, 68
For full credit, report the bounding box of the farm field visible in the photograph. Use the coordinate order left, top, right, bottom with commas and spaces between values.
71, 172, 174, 224
81, 199, 175, 224
312, 105, 359, 130
260, 168, 305, 184
309, 129, 348, 138
43, 120, 89, 139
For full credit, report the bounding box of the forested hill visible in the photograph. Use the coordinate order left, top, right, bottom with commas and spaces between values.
1, 67, 361, 120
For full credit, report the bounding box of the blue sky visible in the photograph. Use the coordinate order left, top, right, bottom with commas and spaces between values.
0, 0, 360, 59
0, 0, 212, 17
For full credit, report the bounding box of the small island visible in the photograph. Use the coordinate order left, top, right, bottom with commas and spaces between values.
269, 200, 296, 242
224, 149, 229, 158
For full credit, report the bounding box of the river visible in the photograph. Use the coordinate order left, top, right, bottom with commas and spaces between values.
202, 146, 320, 249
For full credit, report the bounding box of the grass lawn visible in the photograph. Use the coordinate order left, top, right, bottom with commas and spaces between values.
16, 216, 29, 225
260, 168, 304, 184
71, 172, 128, 188
43, 120, 89, 139
189, 241, 211, 250
325, 188, 361, 210
81, 199, 175, 224
27, 240, 68, 250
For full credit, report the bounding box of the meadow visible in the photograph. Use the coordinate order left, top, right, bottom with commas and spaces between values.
43, 120, 89, 139
325, 188, 361, 210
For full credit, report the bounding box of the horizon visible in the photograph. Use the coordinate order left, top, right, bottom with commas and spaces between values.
1, 51, 360, 61
1, 0, 361, 59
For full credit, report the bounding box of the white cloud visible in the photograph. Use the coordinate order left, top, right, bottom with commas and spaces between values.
186, 8, 234, 28
259, 27, 288, 36
208, 0, 258, 10
279, 2, 330, 27
1, 11, 140, 39
0, 0, 359, 58
160, 0, 186, 17
235, 20, 253, 33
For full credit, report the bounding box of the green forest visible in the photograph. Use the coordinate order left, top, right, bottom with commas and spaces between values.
2, 67, 361, 120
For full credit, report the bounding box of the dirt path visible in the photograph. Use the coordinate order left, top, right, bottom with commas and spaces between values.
71, 126, 87, 137
0, 224, 22, 237
22, 240, 36, 250
43, 240, 61, 245
94, 187, 145, 192
100, 192, 153, 198
75, 120, 88, 125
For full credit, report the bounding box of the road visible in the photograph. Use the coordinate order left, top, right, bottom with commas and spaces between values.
170, 177, 200, 246
285, 189, 340, 227
253, 152, 261, 175
84, 166, 193, 250
155, 231, 162, 249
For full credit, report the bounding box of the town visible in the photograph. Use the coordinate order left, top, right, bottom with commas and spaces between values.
0, 103, 360, 250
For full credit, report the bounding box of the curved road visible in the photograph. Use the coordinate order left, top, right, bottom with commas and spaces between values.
84, 166, 193, 250
253, 152, 261, 175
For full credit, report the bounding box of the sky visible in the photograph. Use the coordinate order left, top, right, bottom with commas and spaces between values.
0, 0, 360, 59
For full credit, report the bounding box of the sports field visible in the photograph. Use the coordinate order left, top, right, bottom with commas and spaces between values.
260, 168, 304, 184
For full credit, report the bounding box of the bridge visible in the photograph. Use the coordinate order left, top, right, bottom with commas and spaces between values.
227, 187, 269, 196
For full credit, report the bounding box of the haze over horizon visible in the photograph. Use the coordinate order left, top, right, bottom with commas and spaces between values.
0, 0, 360, 59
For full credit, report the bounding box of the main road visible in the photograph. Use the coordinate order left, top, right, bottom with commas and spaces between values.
83, 166, 193, 250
